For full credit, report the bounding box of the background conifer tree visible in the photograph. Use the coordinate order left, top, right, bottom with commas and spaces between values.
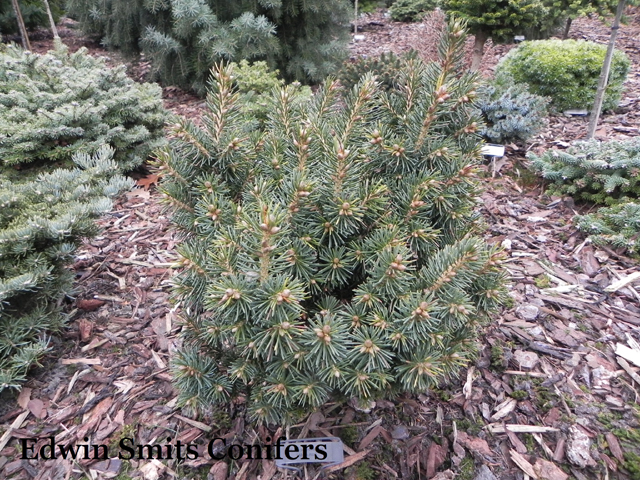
443, 0, 547, 69
66, 0, 351, 93
160, 19, 508, 424
0, 0, 62, 35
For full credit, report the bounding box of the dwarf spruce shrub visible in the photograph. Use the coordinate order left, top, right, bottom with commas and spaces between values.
230, 60, 312, 129
495, 39, 630, 112
0, 43, 167, 172
338, 51, 419, 92
528, 138, 640, 205
161, 19, 508, 425
575, 202, 640, 255
390, 0, 439, 21
476, 75, 549, 144
0, 147, 132, 391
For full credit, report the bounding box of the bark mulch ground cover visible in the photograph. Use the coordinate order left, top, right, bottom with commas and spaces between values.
1, 8, 640, 480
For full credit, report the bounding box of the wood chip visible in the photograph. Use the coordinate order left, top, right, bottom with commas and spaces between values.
604, 271, 640, 292
93, 294, 125, 302
358, 425, 384, 451
114, 258, 155, 268
151, 349, 167, 369
78, 397, 114, 439
324, 449, 370, 473
318, 427, 357, 456
615, 343, 640, 368
527, 342, 572, 360
541, 285, 580, 294
504, 371, 548, 378
537, 294, 590, 310
173, 414, 212, 432
426, 441, 448, 478
67, 369, 90, 394
506, 429, 527, 454
533, 433, 555, 458
491, 397, 517, 421
533, 458, 569, 480
463, 366, 475, 400
510, 450, 538, 478
486, 424, 560, 434
0, 411, 30, 452
81, 337, 109, 352
60, 358, 102, 365
554, 437, 566, 462
605, 433, 624, 463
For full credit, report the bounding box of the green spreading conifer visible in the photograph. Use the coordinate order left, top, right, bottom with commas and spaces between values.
160, 19, 508, 424
528, 138, 640, 205
0, 147, 132, 391
0, 43, 166, 172
575, 202, 640, 254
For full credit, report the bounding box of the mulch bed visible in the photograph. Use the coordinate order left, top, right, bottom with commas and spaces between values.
1, 8, 640, 480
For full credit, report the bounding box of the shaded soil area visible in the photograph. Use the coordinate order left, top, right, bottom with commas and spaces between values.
1, 8, 640, 480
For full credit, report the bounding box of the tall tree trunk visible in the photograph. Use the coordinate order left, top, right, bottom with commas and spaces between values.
470, 31, 488, 71
11, 0, 31, 50
587, 0, 626, 139
563, 17, 572, 39
42, 0, 59, 39
354, 0, 358, 35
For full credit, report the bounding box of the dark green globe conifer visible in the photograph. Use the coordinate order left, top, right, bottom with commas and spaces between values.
160, 19, 508, 424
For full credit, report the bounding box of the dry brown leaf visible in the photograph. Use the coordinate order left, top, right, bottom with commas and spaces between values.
426, 441, 448, 479
126, 188, 151, 200
456, 431, 493, 457
605, 432, 624, 463
78, 318, 93, 342
77, 299, 105, 311
137, 174, 160, 191
27, 399, 46, 419
17, 387, 32, 410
